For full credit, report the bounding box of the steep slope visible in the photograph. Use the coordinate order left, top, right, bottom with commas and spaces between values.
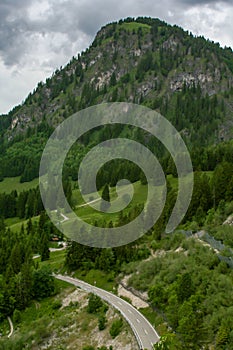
0, 16, 233, 181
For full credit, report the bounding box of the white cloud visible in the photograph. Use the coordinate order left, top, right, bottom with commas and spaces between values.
0, 59, 46, 114
180, 3, 233, 47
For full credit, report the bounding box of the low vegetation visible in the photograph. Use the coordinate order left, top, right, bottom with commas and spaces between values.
0, 283, 135, 349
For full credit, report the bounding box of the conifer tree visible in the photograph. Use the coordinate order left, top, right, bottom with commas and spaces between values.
100, 184, 110, 211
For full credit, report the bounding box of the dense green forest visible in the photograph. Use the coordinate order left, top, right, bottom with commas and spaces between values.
0, 16, 233, 350
0, 215, 55, 318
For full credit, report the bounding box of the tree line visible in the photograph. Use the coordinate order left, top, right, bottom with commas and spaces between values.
0, 214, 57, 322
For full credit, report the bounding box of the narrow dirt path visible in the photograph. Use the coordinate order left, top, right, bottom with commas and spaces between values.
7, 316, 13, 338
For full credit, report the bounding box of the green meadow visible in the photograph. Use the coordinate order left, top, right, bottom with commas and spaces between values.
0, 176, 39, 193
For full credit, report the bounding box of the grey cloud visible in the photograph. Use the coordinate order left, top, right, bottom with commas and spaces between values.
0, 0, 165, 66
0, 0, 95, 66
0, 0, 33, 65
0, 0, 232, 70
181, 0, 233, 3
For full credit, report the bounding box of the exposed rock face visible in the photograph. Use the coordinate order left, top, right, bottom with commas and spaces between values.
11, 116, 19, 129
223, 215, 233, 226
170, 72, 212, 92
162, 37, 179, 51
10, 114, 31, 131
137, 81, 155, 97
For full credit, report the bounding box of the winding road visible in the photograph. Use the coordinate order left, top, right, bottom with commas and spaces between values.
55, 274, 159, 350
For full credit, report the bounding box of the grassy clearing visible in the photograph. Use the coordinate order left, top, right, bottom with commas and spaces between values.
4, 217, 26, 227
72, 177, 179, 226
5, 176, 178, 233
167, 174, 178, 189
49, 241, 63, 249
5, 174, 187, 234
35, 250, 67, 273
0, 176, 38, 193
7, 216, 39, 232
74, 269, 117, 292
72, 180, 148, 206
119, 22, 151, 32
73, 181, 148, 225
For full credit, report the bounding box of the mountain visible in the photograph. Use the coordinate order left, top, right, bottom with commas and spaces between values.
0, 16, 233, 183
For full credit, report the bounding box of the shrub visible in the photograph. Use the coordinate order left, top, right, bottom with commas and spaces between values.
52, 300, 62, 310
110, 318, 123, 338
98, 314, 107, 330
13, 309, 21, 324
87, 294, 103, 314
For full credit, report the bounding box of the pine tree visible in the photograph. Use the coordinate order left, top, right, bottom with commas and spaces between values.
177, 273, 194, 303
100, 184, 111, 211
216, 324, 229, 346
40, 232, 50, 261
109, 72, 117, 86
9, 244, 22, 274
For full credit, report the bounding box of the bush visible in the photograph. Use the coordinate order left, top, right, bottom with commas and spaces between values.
120, 296, 132, 304
33, 266, 55, 300
52, 300, 62, 310
110, 318, 123, 338
13, 309, 21, 324
98, 314, 107, 330
87, 294, 103, 314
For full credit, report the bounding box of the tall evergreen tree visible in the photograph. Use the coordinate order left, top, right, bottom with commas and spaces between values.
100, 184, 111, 211
40, 232, 50, 261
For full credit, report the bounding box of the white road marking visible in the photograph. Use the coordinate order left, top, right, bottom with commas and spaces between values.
128, 309, 132, 314
136, 318, 140, 323
145, 329, 148, 335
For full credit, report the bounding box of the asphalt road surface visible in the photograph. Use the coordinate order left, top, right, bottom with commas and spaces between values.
55, 274, 160, 350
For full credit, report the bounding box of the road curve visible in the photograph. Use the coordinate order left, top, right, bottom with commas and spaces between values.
55, 274, 159, 350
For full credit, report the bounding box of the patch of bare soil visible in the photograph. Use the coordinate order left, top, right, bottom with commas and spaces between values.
37, 287, 138, 350
61, 287, 88, 309
118, 275, 149, 309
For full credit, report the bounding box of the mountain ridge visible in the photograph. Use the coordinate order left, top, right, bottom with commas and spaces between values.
1, 17, 233, 137
0, 16, 233, 182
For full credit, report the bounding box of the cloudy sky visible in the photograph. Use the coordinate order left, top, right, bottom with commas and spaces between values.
0, 0, 233, 114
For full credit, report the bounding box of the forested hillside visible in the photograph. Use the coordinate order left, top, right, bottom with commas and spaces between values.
0, 17, 233, 183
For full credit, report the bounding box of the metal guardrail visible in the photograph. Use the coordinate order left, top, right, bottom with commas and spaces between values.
178, 229, 233, 269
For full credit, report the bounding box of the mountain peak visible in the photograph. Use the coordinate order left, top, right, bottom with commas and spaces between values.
1, 16, 233, 145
